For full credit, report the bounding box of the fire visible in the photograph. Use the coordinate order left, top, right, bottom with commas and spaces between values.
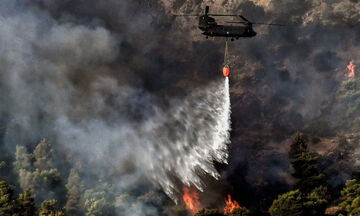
224, 194, 242, 215
347, 60, 355, 78
183, 186, 201, 215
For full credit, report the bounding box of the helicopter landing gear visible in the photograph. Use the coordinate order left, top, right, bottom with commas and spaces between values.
206, 36, 209, 39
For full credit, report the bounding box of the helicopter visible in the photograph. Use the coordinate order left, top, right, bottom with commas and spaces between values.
174, 6, 285, 41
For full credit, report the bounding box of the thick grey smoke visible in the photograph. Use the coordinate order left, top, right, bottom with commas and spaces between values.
0, 0, 232, 208
55, 78, 231, 201
3, 0, 360, 213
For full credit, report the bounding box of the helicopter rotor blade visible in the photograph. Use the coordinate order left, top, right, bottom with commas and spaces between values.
209, 14, 240, 16
173, 14, 199, 16
252, 22, 287, 26
226, 21, 287, 26
225, 21, 249, 24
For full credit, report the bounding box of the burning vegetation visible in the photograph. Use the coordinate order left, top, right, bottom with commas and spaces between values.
347, 60, 355, 78
183, 187, 201, 215
3, 0, 360, 216
223, 195, 242, 215
182, 187, 247, 216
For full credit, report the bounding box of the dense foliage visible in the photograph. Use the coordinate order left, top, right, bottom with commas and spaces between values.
2, 133, 360, 215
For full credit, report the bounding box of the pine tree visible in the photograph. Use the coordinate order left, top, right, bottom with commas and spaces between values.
0, 181, 19, 215
195, 208, 223, 216
338, 179, 360, 215
289, 133, 325, 193
39, 199, 64, 216
65, 169, 83, 215
33, 139, 54, 170
18, 188, 36, 216
269, 134, 329, 216
15, 140, 63, 202
85, 198, 115, 216
269, 190, 303, 216
303, 186, 328, 216
14, 146, 31, 171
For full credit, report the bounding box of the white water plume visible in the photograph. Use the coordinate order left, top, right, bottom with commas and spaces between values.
55, 78, 231, 201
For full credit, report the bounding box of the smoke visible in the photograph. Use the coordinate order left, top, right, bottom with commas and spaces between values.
0, 0, 233, 212
3, 0, 360, 213
54, 77, 231, 201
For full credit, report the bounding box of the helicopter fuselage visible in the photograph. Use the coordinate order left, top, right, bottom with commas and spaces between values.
198, 15, 256, 39
200, 25, 256, 38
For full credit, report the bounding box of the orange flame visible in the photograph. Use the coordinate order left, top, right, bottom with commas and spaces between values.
224, 194, 242, 215
347, 60, 355, 78
183, 186, 201, 215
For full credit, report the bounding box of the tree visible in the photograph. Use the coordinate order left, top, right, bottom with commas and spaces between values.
39, 199, 64, 216
33, 139, 54, 170
269, 190, 303, 216
162, 205, 188, 216
195, 208, 224, 216
13, 146, 31, 170
65, 169, 83, 216
269, 187, 328, 216
0, 181, 19, 215
338, 179, 360, 215
15, 140, 63, 203
83, 183, 116, 216
289, 133, 325, 193
303, 186, 328, 216
17, 168, 62, 201
270, 133, 329, 216
289, 133, 308, 158
85, 198, 115, 216
18, 188, 36, 216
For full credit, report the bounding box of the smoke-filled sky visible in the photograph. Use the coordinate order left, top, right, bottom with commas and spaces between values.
1, 0, 360, 214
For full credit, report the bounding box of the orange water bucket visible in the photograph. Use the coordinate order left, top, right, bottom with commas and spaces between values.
223, 66, 230, 77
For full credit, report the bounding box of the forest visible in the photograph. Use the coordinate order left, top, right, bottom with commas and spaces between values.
2, 0, 360, 215
1, 133, 360, 216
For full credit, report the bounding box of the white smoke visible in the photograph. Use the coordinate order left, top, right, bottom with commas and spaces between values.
0, 0, 233, 207
55, 78, 231, 201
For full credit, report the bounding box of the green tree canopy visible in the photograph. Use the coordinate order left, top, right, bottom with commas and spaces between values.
33, 139, 54, 170
65, 169, 83, 216
289, 133, 325, 193
303, 186, 328, 216
269, 186, 328, 216
13, 146, 31, 170
338, 179, 360, 215
15, 140, 63, 203
269, 190, 303, 216
0, 181, 19, 215
85, 198, 115, 216
195, 208, 223, 216
18, 188, 36, 216
39, 199, 64, 216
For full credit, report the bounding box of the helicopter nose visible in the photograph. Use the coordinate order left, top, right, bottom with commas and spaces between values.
252, 31, 257, 37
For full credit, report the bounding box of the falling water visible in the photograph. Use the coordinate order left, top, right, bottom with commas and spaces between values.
151, 77, 232, 200
55, 77, 232, 202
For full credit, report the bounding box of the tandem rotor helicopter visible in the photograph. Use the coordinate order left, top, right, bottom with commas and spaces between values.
174, 6, 286, 41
